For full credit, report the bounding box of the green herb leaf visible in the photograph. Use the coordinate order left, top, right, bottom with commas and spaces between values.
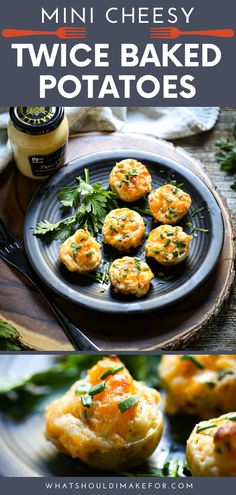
191, 207, 205, 217
0, 320, 35, 351
164, 239, 171, 247
181, 355, 205, 369
196, 424, 216, 433
33, 169, 118, 239
74, 383, 91, 394
226, 413, 236, 422
100, 365, 124, 379
89, 381, 106, 396
118, 395, 139, 413
81, 395, 93, 408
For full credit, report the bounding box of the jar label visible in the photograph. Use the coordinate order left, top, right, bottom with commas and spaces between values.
29, 144, 67, 177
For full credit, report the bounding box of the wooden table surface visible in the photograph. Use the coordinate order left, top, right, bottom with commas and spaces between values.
0, 107, 235, 351
172, 107, 236, 350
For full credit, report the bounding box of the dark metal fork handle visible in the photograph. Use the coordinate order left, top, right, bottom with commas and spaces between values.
3, 255, 100, 351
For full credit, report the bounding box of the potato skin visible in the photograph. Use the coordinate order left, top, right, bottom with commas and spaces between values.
186, 413, 236, 476
159, 355, 236, 419
59, 228, 102, 274
45, 357, 163, 471
102, 208, 145, 252
109, 159, 152, 202
109, 257, 154, 297
145, 225, 192, 266
148, 184, 191, 224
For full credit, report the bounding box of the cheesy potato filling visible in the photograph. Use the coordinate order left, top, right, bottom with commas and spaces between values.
102, 208, 145, 251
186, 413, 236, 476
45, 357, 163, 470
148, 184, 191, 224
159, 355, 236, 419
109, 159, 152, 202
59, 228, 102, 273
109, 256, 154, 297
145, 225, 192, 266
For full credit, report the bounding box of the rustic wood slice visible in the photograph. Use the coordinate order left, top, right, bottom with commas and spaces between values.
0, 132, 235, 351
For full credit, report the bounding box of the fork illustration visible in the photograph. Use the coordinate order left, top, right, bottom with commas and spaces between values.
0, 219, 99, 351
2, 27, 87, 39
149, 27, 235, 39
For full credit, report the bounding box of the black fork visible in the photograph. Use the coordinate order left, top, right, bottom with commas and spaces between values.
0, 219, 100, 351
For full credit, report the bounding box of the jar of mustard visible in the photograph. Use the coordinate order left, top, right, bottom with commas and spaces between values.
8, 107, 69, 180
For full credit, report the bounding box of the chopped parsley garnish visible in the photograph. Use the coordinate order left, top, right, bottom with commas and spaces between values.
118, 395, 139, 414
86, 251, 93, 257
181, 355, 205, 369
173, 251, 178, 257
160, 233, 165, 239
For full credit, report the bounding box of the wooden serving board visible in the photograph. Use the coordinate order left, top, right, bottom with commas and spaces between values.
0, 132, 235, 351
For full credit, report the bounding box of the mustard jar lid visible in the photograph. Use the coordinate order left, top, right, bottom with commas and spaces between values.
9, 107, 64, 135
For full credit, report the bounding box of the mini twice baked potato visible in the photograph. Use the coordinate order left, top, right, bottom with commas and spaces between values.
109, 159, 152, 202
59, 228, 102, 273
186, 412, 236, 476
45, 356, 164, 471
145, 225, 192, 266
148, 184, 191, 224
102, 208, 145, 252
159, 355, 236, 419
109, 256, 154, 297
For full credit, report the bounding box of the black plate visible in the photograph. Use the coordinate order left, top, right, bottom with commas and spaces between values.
0, 356, 193, 477
24, 150, 224, 314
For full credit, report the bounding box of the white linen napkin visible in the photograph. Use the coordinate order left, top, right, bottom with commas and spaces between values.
0, 107, 219, 174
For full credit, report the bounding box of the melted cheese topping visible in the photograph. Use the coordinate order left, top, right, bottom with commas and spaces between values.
59, 228, 102, 273
145, 225, 192, 266
109, 159, 152, 202
102, 208, 145, 251
187, 413, 236, 476
159, 355, 236, 418
148, 184, 191, 224
109, 256, 154, 297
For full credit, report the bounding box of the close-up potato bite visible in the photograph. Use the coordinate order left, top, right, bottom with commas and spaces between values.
186, 412, 236, 476
45, 357, 164, 471
59, 228, 102, 274
102, 208, 145, 252
159, 355, 236, 419
148, 184, 191, 224
145, 225, 192, 266
109, 256, 154, 297
109, 159, 152, 202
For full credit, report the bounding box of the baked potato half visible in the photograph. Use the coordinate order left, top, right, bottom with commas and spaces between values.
186, 412, 236, 476
45, 356, 163, 471
159, 355, 236, 419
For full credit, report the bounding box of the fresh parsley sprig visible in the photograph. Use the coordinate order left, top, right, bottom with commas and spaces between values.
215, 124, 236, 191
33, 168, 118, 240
